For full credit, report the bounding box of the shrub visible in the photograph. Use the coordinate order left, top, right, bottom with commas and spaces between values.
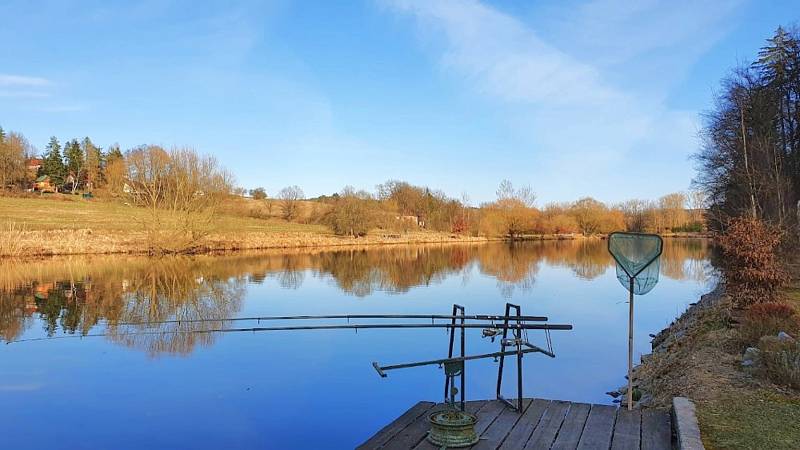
740, 302, 800, 345
716, 217, 787, 307
322, 188, 378, 237
758, 336, 800, 389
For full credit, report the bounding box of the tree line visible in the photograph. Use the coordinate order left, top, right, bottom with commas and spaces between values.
1, 129, 704, 241
695, 26, 800, 232
276, 178, 703, 238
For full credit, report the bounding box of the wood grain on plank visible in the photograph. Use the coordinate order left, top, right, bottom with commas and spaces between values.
576, 404, 617, 450
472, 399, 533, 450
641, 409, 671, 450
610, 409, 641, 450
357, 401, 435, 450
551, 403, 592, 450
523, 400, 571, 449
497, 399, 550, 450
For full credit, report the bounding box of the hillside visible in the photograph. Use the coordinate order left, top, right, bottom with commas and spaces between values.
0, 195, 488, 256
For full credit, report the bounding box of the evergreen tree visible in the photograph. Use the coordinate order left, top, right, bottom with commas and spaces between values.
106, 144, 123, 162
754, 27, 800, 224
41, 136, 66, 186
104, 144, 125, 192
64, 139, 84, 192
64, 139, 83, 175
82, 137, 102, 190
0, 126, 5, 143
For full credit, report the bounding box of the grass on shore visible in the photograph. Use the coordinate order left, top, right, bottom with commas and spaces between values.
0, 194, 329, 234
698, 391, 800, 449
698, 269, 800, 449
0, 195, 489, 256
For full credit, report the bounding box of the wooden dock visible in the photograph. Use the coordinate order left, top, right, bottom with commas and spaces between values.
358, 399, 672, 450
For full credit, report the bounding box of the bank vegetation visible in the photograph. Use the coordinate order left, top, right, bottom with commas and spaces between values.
0, 128, 706, 255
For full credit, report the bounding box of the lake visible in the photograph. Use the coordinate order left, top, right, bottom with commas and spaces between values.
0, 239, 713, 449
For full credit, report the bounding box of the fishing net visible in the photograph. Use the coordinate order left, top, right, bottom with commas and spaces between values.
608, 232, 663, 295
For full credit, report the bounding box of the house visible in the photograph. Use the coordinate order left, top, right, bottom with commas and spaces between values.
33, 175, 57, 193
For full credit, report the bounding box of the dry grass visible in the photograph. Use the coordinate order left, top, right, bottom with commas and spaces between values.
739, 302, 800, 346
0, 222, 26, 256
698, 390, 800, 449
635, 286, 800, 449
0, 195, 491, 256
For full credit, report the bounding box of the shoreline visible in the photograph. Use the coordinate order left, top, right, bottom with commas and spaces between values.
629, 281, 800, 447
0, 229, 710, 258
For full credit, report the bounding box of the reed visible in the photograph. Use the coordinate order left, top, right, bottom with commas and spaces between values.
0, 222, 26, 257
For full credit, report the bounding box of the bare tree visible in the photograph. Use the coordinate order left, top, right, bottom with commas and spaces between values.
0, 131, 30, 191
124, 145, 233, 253
485, 180, 537, 238
496, 179, 536, 207
659, 192, 688, 231
278, 185, 304, 221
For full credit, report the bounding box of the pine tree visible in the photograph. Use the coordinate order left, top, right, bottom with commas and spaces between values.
754, 27, 800, 224
82, 137, 101, 190
0, 126, 5, 143
104, 144, 125, 193
64, 139, 84, 192
41, 136, 66, 187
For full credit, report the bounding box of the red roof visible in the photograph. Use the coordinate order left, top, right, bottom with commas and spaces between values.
27, 158, 43, 167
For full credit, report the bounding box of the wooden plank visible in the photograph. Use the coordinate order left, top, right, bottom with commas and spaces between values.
473, 400, 508, 436
641, 409, 671, 450
523, 400, 570, 449
412, 401, 488, 450
472, 399, 533, 450
610, 409, 641, 450
551, 403, 592, 450
382, 403, 449, 450
357, 401, 436, 449
576, 405, 617, 450
498, 399, 550, 450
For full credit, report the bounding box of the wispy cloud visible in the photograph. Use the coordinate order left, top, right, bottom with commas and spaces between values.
0, 74, 51, 87
381, 0, 742, 201
384, 0, 620, 106
36, 104, 86, 113
0, 90, 50, 98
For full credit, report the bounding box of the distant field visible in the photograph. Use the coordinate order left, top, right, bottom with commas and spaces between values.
0, 195, 330, 234
0, 195, 487, 256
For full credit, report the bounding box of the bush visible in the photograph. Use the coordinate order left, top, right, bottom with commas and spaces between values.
758, 336, 800, 389
740, 302, 800, 345
322, 188, 378, 236
249, 187, 267, 200
716, 217, 787, 307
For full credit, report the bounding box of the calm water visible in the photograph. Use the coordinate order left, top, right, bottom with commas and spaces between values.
0, 239, 713, 449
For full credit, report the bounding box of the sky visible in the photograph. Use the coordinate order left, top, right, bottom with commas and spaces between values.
1, 0, 797, 205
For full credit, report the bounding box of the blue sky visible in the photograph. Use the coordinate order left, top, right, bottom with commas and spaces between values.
1, 0, 797, 204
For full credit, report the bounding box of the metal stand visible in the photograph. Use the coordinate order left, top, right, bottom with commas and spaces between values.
444, 304, 466, 411
496, 303, 525, 412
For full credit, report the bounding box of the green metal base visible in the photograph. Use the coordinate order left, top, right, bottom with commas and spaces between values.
427, 410, 479, 448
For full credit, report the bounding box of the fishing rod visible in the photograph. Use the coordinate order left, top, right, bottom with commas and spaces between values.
109, 313, 550, 328
7, 322, 573, 344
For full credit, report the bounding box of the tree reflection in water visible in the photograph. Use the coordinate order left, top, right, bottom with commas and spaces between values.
0, 239, 709, 354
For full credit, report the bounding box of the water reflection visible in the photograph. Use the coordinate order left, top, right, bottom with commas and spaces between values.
0, 239, 709, 354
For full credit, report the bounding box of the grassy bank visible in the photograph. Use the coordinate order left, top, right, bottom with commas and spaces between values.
0, 195, 708, 257
634, 276, 800, 449
0, 195, 495, 256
